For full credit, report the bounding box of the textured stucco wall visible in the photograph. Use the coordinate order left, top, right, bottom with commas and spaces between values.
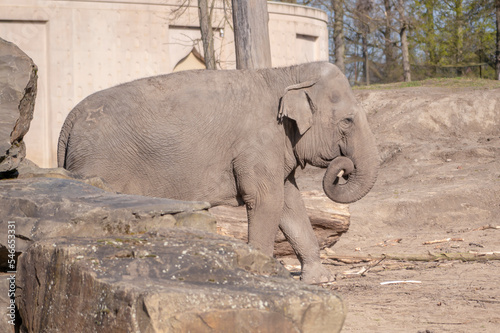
0, 0, 328, 167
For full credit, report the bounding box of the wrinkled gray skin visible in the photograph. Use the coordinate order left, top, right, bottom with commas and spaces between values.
58, 62, 378, 284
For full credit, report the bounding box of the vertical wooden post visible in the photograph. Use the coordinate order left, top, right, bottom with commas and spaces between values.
231, 0, 272, 69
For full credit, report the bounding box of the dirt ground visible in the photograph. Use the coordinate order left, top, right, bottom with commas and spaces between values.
291, 84, 500, 332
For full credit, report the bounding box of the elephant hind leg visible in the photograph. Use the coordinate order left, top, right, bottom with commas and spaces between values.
280, 175, 335, 284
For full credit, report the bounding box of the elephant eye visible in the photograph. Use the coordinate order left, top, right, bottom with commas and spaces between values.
341, 117, 354, 128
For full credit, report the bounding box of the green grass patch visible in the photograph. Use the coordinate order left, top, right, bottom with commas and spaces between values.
354, 77, 500, 90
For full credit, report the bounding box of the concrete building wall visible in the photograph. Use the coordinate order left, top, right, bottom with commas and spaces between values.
0, 0, 328, 167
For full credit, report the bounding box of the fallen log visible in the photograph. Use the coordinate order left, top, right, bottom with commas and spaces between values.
211, 190, 350, 257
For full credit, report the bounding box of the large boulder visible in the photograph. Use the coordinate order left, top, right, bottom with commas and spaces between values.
0, 38, 37, 175
17, 231, 346, 332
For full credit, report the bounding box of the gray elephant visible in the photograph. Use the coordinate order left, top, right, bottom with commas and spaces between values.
58, 62, 378, 284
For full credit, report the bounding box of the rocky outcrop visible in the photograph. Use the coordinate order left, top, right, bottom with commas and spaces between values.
17, 232, 345, 332
212, 190, 350, 257
0, 38, 37, 175
0, 177, 215, 268
1, 176, 346, 332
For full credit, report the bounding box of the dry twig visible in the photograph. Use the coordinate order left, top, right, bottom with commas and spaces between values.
473, 224, 500, 231
422, 238, 464, 245
380, 280, 421, 285
361, 256, 386, 276
324, 252, 500, 263
376, 238, 403, 247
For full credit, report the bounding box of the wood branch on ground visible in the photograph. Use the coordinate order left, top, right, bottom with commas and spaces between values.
211, 190, 350, 257
422, 238, 464, 245
321, 251, 500, 264
473, 224, 500, 231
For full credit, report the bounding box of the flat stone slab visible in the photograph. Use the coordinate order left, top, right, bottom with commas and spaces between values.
0, 177, 214, 268
17, 230, 346, 332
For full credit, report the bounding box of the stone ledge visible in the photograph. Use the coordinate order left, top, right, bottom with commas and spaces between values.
17, 231, 346, 332
0, 177, 214, 269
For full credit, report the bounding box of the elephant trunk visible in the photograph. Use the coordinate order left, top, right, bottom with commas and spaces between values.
322, 137, 378, 204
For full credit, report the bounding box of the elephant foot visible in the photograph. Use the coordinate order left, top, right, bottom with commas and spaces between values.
300, 262, 336, 285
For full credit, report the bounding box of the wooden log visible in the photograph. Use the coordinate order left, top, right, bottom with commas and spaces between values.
211, 190, 350, 257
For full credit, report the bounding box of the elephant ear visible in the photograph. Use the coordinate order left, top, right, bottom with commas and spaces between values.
278, 81, 317, 135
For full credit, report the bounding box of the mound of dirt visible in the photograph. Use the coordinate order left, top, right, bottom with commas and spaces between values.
348, 87, 499, 253
295, 86, 500, 332
299, 86, 500, 254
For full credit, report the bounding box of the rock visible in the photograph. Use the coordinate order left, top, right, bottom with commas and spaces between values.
0, 38, 37, 175
17, 231, 346, 332
0, 177, 215, 269
212, 190, 350, 257
15, 161, 118, 192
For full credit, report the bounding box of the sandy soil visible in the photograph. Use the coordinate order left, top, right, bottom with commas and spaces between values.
292, 85, 500, 332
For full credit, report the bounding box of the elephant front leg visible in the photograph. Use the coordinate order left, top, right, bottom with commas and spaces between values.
280, 176, 335, 284
240, 180, 285, 257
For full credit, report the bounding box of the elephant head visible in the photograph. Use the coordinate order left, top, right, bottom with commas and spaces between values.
279, 62, 378, 204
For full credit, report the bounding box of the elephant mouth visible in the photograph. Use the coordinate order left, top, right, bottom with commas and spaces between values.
323, 156, 355, 183
317, 158, 333, 168
316, 144, 347, 169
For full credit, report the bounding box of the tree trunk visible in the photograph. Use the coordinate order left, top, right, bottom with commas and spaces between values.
424, 0, 437, 75
454, 0, 464, 75
356, 0, 372, 85
383, 0, 393, 80
398, 0, 411, 82
400, 25, 411, 82
362, 34, 370, 85
231, 0, 272, 69
496, 0, 500, 80
332, 0, 345, 73
198, 0, 216, 69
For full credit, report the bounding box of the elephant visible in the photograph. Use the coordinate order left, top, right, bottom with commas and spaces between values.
57, 61, 378, 284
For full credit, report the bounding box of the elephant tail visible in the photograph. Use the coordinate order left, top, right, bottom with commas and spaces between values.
57, 107, 81, 168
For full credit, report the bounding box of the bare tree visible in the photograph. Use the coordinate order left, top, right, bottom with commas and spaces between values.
333, 0, 346, 73
198, 0, 216, 69
396, 0, 411, 82
422, 0, 438, 74
355, 0, 374, 85
382, 0, 395, 80
170, 0, 224, 69
231, 0, 272, 69
442, 0, 465, 75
